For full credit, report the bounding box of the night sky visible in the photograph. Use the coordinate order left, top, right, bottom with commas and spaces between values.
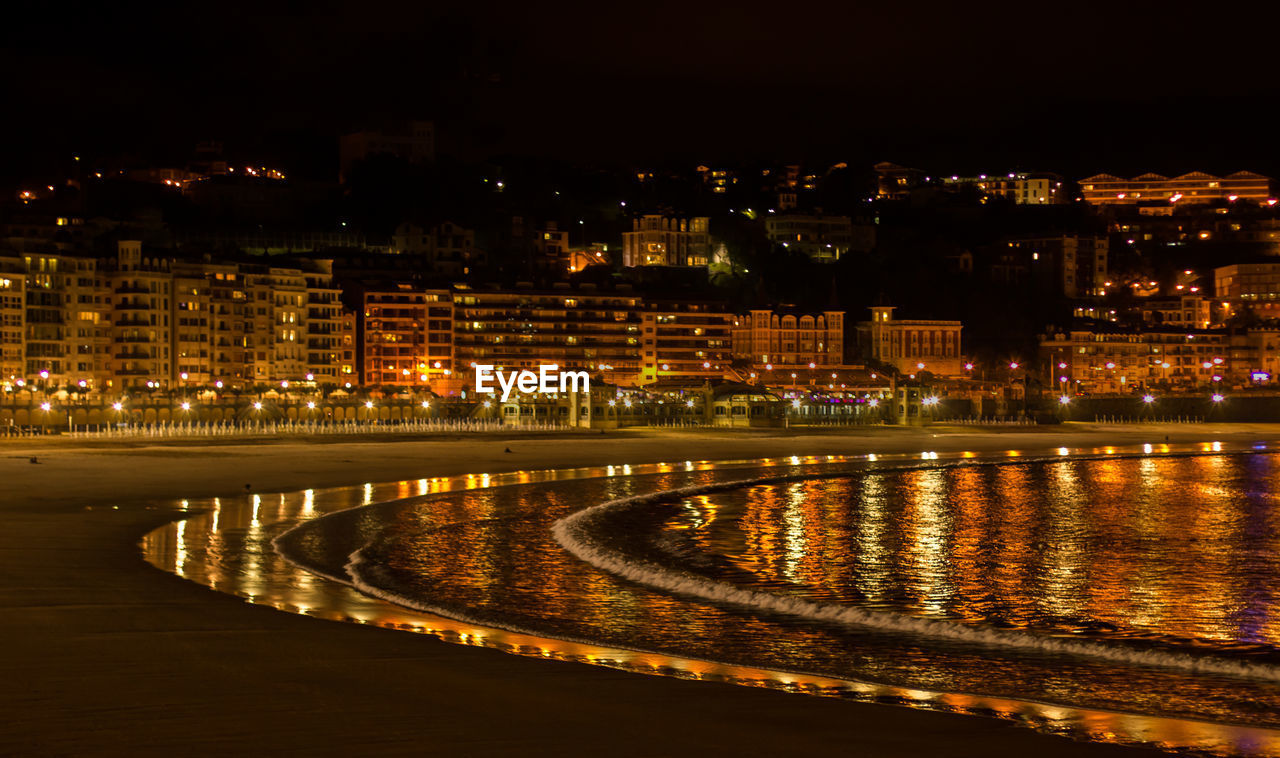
5, 2, 1278, 178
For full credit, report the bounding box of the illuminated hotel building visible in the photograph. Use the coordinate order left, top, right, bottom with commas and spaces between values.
640, 300, 734, 385
451, 284, 642, 388
1080, 171, 1273, 206
621, 215, 712, 267
858, 306, 963, 376
731, 308, 846, 372
351, 284, 453, 389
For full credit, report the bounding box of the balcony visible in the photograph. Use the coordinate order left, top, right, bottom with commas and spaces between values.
114, 350, 151, 360
114, 335, 152, 344
115, 316, 151, 327
115, 285, 150, 294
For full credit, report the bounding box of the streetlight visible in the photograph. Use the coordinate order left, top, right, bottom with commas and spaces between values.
1058, 395, 1071, 405
1142, 394, 1155, 404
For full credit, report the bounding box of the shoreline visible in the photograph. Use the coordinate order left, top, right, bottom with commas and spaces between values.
4, 426, 1269, 755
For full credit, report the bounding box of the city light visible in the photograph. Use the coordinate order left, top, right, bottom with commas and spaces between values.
307, 401, 316, 409
180, 402, 191, 411
1058, 395, 1071, 405
1212, 393, 1225, 402
112, 402, 123, 411
39, 402, 51, 411
1143, 394, 1155, 403
253, 402, 263, 410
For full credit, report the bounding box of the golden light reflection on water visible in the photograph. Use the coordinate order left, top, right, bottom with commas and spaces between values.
139, 446, 1280, 757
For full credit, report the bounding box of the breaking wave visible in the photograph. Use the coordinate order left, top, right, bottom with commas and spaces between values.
552, 475, 1280, 683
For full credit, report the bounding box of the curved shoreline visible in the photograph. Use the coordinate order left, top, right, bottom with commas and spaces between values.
553, 451, 1280, 684
4, 427, 1275, 756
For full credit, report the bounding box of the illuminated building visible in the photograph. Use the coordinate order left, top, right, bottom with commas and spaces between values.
640, 300, 734, 385
621, 215, 712, 267
351, 284, 453, 389
1080, 171, 1272, 206
858, 306, 963, 376
873, 161, 926, 200
106, 241, 173, 388
0, 256, 26, 381
941, 172, 1066, 204
732, 308, 846, 372
304, 262, 344, 384
1042, 327, 1245, 393
1215, 262, 1280, 301
1139, 295, 1213, 329
452, 284, 643, 388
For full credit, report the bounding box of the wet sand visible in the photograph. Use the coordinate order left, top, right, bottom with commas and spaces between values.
4, 424, 1260, 756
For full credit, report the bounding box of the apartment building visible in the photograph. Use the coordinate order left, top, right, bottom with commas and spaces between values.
452, 284, 642, 387
0, 256, 25, 380
622, 215, 712, 267
1080, 172, 1272, 206
857, 306, 963, 376
941, 172, 1066, 204
350, 284, 453, 389
1041, 327, 1252, 394
731, 308, 846, 372
639, 300, 734, 385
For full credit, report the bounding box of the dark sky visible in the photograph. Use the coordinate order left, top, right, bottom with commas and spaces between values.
4, 1, 1278, 178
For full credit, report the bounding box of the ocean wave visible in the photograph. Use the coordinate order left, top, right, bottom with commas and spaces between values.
552, 474, 1280, 683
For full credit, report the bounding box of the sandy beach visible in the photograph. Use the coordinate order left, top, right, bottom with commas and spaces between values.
4, 424, 1268, 756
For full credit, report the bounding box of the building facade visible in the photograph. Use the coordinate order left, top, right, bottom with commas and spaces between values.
622, 215, 712, 267
731, 309, 846, 372
1080, 172, 1272, 206
639, 300, 734, 385
858, 306, 963, 376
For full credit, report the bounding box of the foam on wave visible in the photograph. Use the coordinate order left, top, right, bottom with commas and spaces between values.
552, 473, 1280, 683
